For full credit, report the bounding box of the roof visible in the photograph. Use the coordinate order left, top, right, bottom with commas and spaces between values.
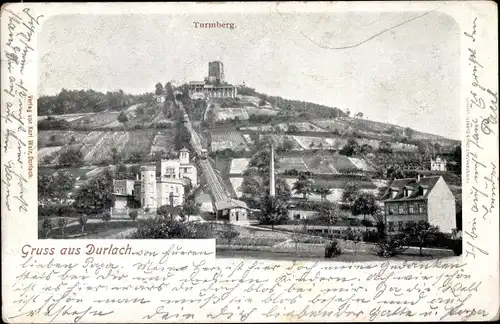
381, 176, 442, 202
189, 81, 205, 85
214, 199, 249, 211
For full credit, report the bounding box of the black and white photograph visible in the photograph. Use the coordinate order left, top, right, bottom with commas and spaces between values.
37, 11, 463, 262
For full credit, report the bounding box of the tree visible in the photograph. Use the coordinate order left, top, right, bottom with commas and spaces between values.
101, 211, 112, 229
282, 139, 295, 152
287, 125, 299, 133
262, 177, 292, 200
155, 82, 164, 96
42, 218, 53, 239
73, 172, 114, 214
351, 192, 379, 222
240, 176, 261, 197
58, 148, 83, 167
129, 210, 138, 225
293, 174, 313, 200
57, 218, 68, 236
258, 99, 266, 106
378, 140, 393, 153
165, 82, 174, 101
259, 195, 289, 231
316, 201, 340, 236
404, 127, 414, 139
355, 112, 364, 118
403, 221, 440, 257
157, 204, 181, 219
118, 111, 129, 124
78, 214, 88, 234
314, 184, 332, 201
219, 221, 240, 245
249, 149, 279, 175
38, 171, 76, 205
342, 182, 360, 209
182, 199, 201, 221
340, 138, 360, 156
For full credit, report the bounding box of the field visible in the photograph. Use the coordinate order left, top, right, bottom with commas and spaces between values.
347, 157, 375, 171
211, 131, 248, 152
230, 158, 250, 174
149, 129, 176, 155
38, 130, 88, 147
292, 135, 347, 150
70, 111, 121, 129
122, 129, 157, 159
37, 112, 95, 122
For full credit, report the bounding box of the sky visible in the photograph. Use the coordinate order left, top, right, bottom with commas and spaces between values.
38, 12, 460, 139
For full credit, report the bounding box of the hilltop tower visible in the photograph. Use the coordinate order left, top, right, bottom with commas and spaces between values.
208, 61, 224, 84
269, 143, 276, 197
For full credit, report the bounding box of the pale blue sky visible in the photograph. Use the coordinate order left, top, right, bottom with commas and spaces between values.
38, 12, 460, 139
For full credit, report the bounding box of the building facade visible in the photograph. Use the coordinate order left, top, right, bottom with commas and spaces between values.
381, 175, 456, 234
188, 61, 237, 98
431, 156, 447, 171
112, 149, 197, 214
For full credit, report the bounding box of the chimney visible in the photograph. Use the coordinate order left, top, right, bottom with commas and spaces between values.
269, 143, 276, 197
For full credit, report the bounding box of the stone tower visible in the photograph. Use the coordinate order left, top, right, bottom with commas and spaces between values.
141, 165, 157, 210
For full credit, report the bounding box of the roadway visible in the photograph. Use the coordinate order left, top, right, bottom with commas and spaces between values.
177, 101, 229, 202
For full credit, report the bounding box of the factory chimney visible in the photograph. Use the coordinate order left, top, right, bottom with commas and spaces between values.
270, 143, 276, 197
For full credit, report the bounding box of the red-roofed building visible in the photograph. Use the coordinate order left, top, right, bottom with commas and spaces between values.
381, 175, 456, 234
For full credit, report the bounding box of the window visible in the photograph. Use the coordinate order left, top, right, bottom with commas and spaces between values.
418, 202, 426, 214
398, 203, 407, 214
176, 187, 179, 193
388, 203, 397, 215
388, 221, 395, 233
408, 203, 416, 214
398, 221, 405, 232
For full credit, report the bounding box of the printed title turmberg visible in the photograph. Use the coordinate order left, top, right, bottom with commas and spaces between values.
193, 21, 236, 30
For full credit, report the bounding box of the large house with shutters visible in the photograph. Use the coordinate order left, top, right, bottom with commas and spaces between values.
380, 175, 456, 234
112, 148, 197, 214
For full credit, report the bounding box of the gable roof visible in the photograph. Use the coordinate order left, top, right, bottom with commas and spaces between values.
214, 199, 249, 211
381, 176, 442, 202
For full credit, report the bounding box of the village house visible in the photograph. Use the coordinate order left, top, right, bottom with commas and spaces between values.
214, 199, 250, 222
380, 175, 456, 234
431, 155, 448, 171
112, 149, 197, 214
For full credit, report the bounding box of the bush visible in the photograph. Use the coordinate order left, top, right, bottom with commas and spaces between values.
129, 210, 138, 224
325, 239, 342, 258
361, 219, 374, 227
217, 222, 240, 245
377, 234, 409, 258
41, 218, 53, 238
132, 217, 213, 239
448, 239, 463, 256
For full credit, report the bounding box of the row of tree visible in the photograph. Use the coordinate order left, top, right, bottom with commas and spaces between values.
38, 89, 153, 116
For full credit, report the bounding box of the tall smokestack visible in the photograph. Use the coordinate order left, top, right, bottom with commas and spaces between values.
270, 143, 276, 197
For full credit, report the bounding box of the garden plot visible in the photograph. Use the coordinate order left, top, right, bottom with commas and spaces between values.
149, 130, 175, 155
280, 157, 309, 172
278, 122, 327, 132
123, 130, 158, 159
391, 142, 418, 152
211, 132, 248, 152
303, 155, 339, 174
84, 132, 129, 163
240, 125, 274, 132
215, 108, 249, 121
38, 131, 88, 148
37, 112, 95, 122
347, 157, 375, 171
38, 146, 62, 162
245, 106, 278, 116
230, 158, 250, 174
51, 143, 84, 165
70, 111, 121, 129
229, 177, 244, 198
80, 131, 106, 160
292, 135, 339, 150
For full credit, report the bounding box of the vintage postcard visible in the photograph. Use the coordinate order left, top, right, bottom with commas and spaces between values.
1, 1, 498, 322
